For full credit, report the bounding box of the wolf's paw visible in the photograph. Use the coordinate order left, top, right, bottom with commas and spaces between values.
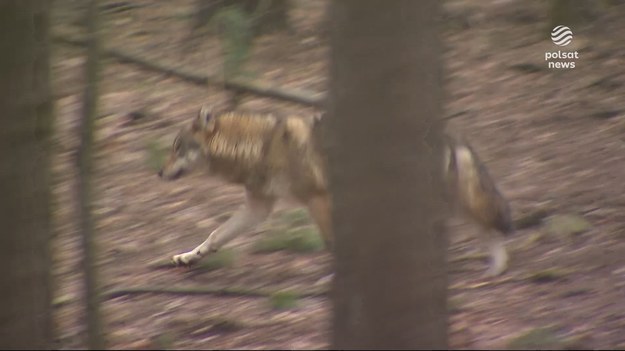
484, 260, 508, 277
484, 240, 509, 278
171, 250, 202, 267
484, 266, 506, 278
314, 273, 334, 287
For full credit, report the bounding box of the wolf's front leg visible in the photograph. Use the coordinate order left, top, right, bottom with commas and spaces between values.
172, 191, 275, 266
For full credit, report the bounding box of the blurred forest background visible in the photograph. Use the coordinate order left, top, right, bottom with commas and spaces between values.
3, 0, 625, 349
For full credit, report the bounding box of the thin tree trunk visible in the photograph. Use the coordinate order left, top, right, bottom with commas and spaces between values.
549, 0, 581, 30
325, 0, 448, 349
192, 0, 291, 34
0, 0, 54, 349
77, 0, 105, 348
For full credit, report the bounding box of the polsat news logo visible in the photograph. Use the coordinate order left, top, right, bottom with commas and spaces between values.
545, 25, 578, 69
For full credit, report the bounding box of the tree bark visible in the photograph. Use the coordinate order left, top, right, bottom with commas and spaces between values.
325, 1, 448, 349
0, 0, 54, 349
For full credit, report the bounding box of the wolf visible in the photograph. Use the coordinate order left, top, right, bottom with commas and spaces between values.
158, 105, 514, 277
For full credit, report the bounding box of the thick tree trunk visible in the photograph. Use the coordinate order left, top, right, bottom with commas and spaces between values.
0, 1, 54, 349
325, 0, 448, 349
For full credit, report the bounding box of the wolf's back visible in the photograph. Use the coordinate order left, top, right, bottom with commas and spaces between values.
444, 136, 513, 235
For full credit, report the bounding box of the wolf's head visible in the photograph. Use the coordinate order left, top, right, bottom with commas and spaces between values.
158, 105, 216, 180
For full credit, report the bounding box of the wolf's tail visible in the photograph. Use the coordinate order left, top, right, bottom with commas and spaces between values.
444, 136, 514, 235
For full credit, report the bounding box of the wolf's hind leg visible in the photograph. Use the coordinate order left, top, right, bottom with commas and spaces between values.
305, 193, 335, 286
483, 234, 508, 277
172, 191, 275, 266
305, 193, 333, 251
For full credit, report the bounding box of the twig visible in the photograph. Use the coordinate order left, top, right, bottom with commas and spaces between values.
449, 252, 488, 264
513, 206, 554, 230
104, 286, 329, 300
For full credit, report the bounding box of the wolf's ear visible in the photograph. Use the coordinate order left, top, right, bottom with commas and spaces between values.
194, 104, 216, 132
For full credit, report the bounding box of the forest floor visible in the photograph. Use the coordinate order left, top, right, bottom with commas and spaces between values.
49, 0, 625, 349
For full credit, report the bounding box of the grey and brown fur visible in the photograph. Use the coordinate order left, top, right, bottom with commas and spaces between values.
159, 105, 513, 277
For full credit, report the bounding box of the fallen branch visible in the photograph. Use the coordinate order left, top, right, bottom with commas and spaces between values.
51, 32, 471, 121
52, 32, 325, 107
104, 286, 328, 300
